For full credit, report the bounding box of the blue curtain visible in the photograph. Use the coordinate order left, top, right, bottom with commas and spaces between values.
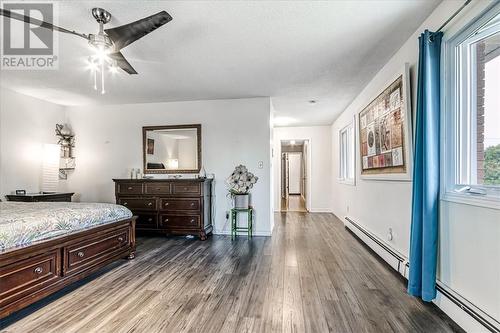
408, 30, 442, 302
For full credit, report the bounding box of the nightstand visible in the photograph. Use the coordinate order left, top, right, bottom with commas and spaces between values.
5, 192, 74, 202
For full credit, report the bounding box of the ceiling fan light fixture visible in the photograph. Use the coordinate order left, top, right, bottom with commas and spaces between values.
0, 6, 172, 92
88, 33, 114, 53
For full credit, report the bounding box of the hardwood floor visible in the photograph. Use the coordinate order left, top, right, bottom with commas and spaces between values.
1, 212, 463, 333
281, 194, 307, 212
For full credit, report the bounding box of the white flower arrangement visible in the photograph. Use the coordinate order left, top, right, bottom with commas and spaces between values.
226, 164, 258, 195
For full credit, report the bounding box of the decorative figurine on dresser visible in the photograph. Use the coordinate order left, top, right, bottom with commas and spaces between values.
114, 124, 213, 240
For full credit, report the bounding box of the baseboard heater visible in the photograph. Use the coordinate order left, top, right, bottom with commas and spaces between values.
344, 216, 500, 333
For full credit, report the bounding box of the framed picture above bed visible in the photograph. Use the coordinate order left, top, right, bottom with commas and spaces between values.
358, 63, 412, 181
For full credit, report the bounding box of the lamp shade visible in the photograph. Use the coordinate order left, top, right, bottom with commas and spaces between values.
166, 158, 179, 169
41, 144, 60, 192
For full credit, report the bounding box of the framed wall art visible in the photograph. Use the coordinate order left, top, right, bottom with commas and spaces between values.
358, 64, 412, 180
147, 138, 155, 155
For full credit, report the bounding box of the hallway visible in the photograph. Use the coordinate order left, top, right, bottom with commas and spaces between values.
1, 213, 462, 332
280, 194, 307, 212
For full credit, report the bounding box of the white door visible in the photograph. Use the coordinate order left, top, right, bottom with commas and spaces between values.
288, 153, 302, 195
303, 142, 308, 199
281, 153, 289, 198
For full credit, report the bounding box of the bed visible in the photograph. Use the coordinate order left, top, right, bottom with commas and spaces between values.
0, 202, 136, 319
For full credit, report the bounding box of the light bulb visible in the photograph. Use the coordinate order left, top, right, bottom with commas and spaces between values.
91, 45, 111, 65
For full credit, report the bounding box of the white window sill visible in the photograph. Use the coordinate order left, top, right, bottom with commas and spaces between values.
338, 178, 356, 186
441, 191, 500, 210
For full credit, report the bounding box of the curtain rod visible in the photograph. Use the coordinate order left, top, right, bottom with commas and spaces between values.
434, 0, 472, 34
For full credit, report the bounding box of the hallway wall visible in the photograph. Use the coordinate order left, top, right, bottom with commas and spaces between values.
273, 126, 332, 212
330, 1, 499, 331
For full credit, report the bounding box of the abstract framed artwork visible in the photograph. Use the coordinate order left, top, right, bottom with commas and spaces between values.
358, 63, 412, 180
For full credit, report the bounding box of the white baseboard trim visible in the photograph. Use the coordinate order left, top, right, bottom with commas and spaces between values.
344, 215, 499, 333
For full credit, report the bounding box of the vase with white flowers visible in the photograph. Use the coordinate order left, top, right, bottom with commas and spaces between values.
226, 164, 258, 209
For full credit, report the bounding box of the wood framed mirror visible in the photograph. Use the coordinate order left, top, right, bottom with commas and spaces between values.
142, 124, 201, 174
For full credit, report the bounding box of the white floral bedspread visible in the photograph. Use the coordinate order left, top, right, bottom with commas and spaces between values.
0, 202, 132, 253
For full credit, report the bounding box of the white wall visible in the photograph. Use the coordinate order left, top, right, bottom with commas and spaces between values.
273, 126, 332, 212
63, 97, 273, 236
331, 1, 499, 331
0, 88, 66, 198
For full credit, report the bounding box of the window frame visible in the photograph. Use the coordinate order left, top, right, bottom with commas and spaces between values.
442, 2, 500, 210
338, 118, 356, 185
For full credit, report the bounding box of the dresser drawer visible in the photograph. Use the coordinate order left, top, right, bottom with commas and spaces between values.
117, 183, 143, 195
136, 213, 158, 229
0, 250, 61, 307
172, 183, 201, 195
65, 228, 129, 275
160, 215, 200, 229
119, 198, 156, 210
160, 198, 200, 211
145, 183, 171, 195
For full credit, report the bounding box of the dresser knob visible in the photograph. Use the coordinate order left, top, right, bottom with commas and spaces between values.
190, 203, 195, 206
190, 219, 195, 223
34, 267, 43, 274
165, 202, 169, 206
148, 202, 153, 206
148, 218, 153, 222
77, 251, 85, 258
118, 237, 124, 242
127, 187, 133, 190
165, 218, 169, 222
123, 202, 128, 206
156, 188, 161, 191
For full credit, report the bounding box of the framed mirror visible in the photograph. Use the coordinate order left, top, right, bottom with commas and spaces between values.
142, 124, 201, 174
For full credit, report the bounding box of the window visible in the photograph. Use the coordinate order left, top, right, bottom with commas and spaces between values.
444, 4, 500, 207
339, 120, 355, 185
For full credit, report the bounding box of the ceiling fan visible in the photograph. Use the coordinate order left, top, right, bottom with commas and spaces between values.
0, 7, 172, 91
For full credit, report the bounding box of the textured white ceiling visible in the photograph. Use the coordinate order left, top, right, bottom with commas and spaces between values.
0, 1, 440, 126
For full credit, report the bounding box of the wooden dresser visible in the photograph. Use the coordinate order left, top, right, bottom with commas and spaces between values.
113, 178, 213, 240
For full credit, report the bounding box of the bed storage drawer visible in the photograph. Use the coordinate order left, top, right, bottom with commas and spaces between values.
64, 227, 130, 275
0, 250, 61, 307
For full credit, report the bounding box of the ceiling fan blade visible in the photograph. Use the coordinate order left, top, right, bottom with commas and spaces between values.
0, 8, 88, 40
109, 52, 138, 74
105, 11, 172, 51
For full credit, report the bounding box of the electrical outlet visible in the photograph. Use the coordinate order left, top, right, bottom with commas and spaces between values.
258, 161, 264, 169
387, 228, 393, 241
346, 205, 349, 213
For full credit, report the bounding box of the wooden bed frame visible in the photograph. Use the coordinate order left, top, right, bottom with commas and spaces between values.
0, 217, 136, 319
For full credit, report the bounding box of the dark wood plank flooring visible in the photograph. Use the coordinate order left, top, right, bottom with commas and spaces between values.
1, 212, 463, 332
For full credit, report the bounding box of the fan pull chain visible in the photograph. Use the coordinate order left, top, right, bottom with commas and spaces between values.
101, 61, 105, 94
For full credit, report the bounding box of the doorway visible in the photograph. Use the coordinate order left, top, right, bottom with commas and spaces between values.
280, 140, 309, 212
